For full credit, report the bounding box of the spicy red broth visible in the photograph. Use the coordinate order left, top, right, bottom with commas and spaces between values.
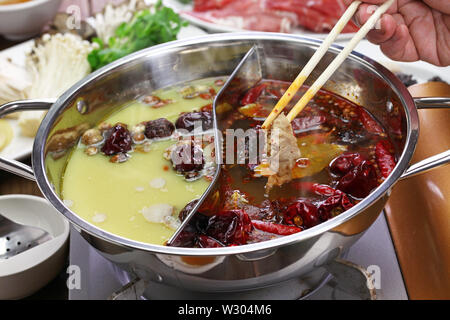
172, 79, 397, 248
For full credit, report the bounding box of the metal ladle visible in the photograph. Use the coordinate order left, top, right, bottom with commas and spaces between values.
167, 46, 263, 245
0, 213, 52, 259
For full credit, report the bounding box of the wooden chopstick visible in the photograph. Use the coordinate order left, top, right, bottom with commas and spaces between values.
262, 0, 395, 127
286, 0, 394, 122
262, 1, 362, 129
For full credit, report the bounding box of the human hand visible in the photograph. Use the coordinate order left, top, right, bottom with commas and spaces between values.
343, 0, 450, 66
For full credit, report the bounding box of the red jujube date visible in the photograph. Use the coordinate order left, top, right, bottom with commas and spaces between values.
175, 111, 213, 132
101, 123, 132, 155
144, 118, 175, 139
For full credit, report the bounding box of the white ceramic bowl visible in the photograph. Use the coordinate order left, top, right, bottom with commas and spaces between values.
0, 195, 69, 300
0, 0, 62, 40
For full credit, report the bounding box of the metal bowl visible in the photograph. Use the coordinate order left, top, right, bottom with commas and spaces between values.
1, 33, 449, 293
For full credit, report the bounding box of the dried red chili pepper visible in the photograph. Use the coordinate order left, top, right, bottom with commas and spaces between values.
251, 220, 302, 236
375, 140, 396, 178
240, 83, 268, 105
317, 191, 354, 220
168, 230, 196, 248
340, 194, 354, 210
293, 182, 337, 197
329, 152, 364, 175
358, 109, 384, 135
285, 200, 319, 228
197, 235, 225, 248
318, 194, 342, 221
292, 182, 354, 219
206, 209, 252, 245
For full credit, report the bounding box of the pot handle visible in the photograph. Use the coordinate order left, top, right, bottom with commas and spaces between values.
0, 99, 55, 181
399, 96, 450, 180
413, 97, 450, 109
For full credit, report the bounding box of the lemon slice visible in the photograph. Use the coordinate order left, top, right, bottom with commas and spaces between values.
0, 119, 13, 152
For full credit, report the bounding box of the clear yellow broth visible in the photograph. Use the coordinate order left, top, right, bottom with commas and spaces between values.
62, 78, 221, 245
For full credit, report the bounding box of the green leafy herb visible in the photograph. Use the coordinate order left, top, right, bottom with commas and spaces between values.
88, 1, 188, 70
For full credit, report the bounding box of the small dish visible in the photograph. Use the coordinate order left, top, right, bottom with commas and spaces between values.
0, 0, 62, 40
0, 194, 69, 300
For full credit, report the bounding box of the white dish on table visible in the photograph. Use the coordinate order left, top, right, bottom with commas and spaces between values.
0, 195, 70, 300
0, 40, 34, 161
0, 0, 62, 41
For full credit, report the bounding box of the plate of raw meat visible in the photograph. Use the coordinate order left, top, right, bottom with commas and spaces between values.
164, 0, 358, 40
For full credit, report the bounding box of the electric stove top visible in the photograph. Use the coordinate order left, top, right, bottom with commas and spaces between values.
68, 212, 408, 300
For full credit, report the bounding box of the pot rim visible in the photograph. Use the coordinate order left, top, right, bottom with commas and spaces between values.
32, 32, 419, 256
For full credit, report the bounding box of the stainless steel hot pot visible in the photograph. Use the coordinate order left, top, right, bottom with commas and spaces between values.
1, 33, 449, 293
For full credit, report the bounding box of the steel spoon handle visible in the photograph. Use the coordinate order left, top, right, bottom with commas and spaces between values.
0, 99, 55, 181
